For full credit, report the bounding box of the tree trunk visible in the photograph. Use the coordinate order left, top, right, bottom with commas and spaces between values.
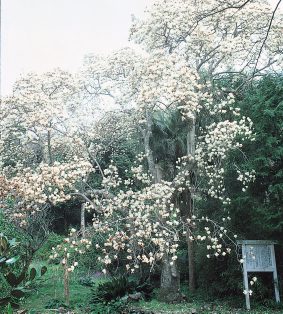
187, 231, 196, 291
81, 203, 86, 238
186, 118, 196, 292
141, 111, 181, 301
158, 253, 181, 302
63, 255, 70, 306
143, 110, 157, 182
47, 129, 53, 166
157, 164, 181, 301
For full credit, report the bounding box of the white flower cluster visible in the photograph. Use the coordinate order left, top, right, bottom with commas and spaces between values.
237, 170, 256, 192
49, 228, 91, 272
130, 164, 151, 184
102, 163, 122, 189
92, 158, 238, 274
196, 118, 254, 202
11, 158, 93, 210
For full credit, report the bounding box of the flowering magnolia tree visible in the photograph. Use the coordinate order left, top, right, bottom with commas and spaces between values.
49, 228, 91, 306
80, 53, 253, 298
79, 0, 282, 298
130, 0, 283, 78
1, 0, 282, 302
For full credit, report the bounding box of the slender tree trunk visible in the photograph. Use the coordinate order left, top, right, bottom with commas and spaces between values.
63, 254, 70, 306
143, 110, 157, 182
47, 129, 53, 166
187, 229, 196, 291
81, 203, 86, 238
186, 118, 196, 291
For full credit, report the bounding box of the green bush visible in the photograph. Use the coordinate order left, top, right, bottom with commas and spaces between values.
92, 275, 135, 303
44, 298, 67, 309
78, 276, 94, 287
91, 299, 127, 314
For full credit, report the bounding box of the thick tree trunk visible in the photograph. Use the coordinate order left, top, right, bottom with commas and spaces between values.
141, 111, 181, 301
154, 161, 182, 299
157, 164, 181, 301
159, 254, 181, 302
155, 164, 182, 302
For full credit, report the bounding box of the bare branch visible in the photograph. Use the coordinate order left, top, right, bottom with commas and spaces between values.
252, 0, 282, 77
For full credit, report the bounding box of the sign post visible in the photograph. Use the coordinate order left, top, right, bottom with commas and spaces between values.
237, 240, 280, 310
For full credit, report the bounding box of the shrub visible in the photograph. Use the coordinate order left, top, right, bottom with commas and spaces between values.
91, 275, 135, 303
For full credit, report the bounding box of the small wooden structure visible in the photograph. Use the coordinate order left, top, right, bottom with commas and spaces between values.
237, 240, 280, 310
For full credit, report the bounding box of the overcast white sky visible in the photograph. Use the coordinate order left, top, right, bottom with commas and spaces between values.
1, 0, 152, 95
1, 0, 281, 96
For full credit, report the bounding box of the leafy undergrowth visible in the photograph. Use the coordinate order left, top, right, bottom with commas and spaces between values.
133, 299, 283, 314
13, 262, 283, 314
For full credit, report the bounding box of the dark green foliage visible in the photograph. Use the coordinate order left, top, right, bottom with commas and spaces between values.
92, 276, 134, 303
29, 268, 36, 281
79, 276, 94, 287
0, 233, 47, 308
40, 266, 47, 276
91, 298, 127, 314
135, 281, 154, 301
151, 110, 188, 163
90, 276, 135, 313
150, 110, 188, 181
228, 76, 283, 240
0, 265, 47, 308
196, 246, 242, 298
0, 234, 19, 269
195, 75, 283, 298
226, 76, 283, 296
44, 298, 67, 309
91, 275, 154, 309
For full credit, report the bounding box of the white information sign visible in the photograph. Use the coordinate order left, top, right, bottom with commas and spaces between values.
237, 240, 280, 310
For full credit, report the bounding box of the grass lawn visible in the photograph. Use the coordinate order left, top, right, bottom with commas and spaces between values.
21, 262, 92, 313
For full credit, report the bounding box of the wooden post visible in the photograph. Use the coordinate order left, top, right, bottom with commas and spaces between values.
271, 245, 280, 303
242, 245, 251, 310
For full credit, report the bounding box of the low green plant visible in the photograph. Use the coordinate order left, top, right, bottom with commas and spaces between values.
79, 276, 94, 287
5, 303, 13, 314
0, 264, 47, 308
0, 233, 47, 308
0, 233, 20, 267
92, 275, 135, 303
44, 298, 67, 309
91, 299, 127, 314
91, 274, 154, 314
